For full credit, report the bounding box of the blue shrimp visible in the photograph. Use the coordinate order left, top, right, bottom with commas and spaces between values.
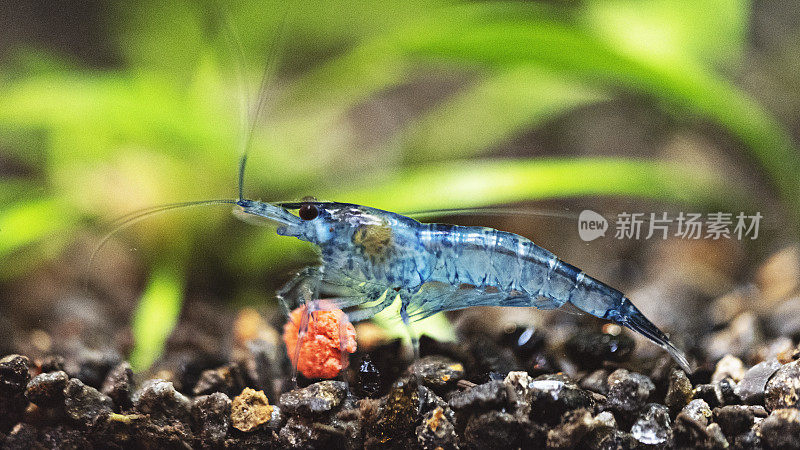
237, 198, 692, 373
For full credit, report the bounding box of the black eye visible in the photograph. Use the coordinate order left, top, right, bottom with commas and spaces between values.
298, 203, 318, 220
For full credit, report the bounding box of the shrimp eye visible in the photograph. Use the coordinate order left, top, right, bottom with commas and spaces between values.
298, 203, 318, 220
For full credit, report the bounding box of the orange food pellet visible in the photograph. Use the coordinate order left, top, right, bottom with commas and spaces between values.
282, 303, 357, 379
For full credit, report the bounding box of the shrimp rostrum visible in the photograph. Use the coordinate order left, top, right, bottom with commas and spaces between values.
238, 198, 692, 373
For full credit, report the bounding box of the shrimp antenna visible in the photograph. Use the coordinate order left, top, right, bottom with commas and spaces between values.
238, 153, 248, 201
87, 199, 237, 274
233, 1, 291, 202
88, 2, 291, 274
406, 206, 581, 221
213, 1, 252, 202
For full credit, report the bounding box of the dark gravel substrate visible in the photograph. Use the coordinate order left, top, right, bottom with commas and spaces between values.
2, 324, 800, 449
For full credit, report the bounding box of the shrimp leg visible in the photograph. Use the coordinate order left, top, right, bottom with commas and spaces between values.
278, 266, 323, 314
399, 300, 420, 360
278, 267, 324, 384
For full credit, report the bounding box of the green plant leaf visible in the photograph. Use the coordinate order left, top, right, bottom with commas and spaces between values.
399, 65, 606, 162
330, 157, 750, 213
381, 11, 799, 220
583, 0, 748, 67
0, 198, 79, 259
129, 260, 186, 371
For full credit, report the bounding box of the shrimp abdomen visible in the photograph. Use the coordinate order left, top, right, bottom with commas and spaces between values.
418, 223, 691, 372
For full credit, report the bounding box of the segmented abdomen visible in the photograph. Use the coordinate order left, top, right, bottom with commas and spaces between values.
414, 222, 690, 373
417, 223, 625, 315
419, 223, 546, 291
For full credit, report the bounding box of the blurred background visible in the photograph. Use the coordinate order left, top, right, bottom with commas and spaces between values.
1, 0, 800, 377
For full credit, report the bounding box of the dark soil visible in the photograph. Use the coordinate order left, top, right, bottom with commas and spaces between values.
3, 243, 800, 448
2, 320, 800, 448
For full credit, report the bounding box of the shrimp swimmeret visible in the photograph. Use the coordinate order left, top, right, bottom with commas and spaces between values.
237, 197, 692, 373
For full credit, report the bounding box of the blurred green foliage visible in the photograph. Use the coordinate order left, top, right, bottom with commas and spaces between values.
1, 0, 796, 369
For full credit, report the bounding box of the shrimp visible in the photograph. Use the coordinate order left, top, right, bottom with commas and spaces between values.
98, 5, 691, 377
235, 197, 693, 373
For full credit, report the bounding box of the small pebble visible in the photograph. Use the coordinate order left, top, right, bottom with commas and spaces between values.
664, 368, 693, 414
546, 408, 595, 449
448, 380, 507, 411
674, 406, 729, 449
718, 377, 740, 406
605, 369, 655, 418
65, 347, 121, 389
504, 371, 534, 415
369, 378, 420, 446
712, 354, 746, 383
132, 379, 191, 421
279, 380, 347, 416
527, 375, 594, 424
279, 416, 329, 448
63, 378, 113, 427
100, 362, 133, 410
416, 406, 458, 450
25, 371, 68, 408
231, 388, 272, 432
192, 392, 231, 445
630, 403, 672, 446
547, 408, 617, 449
580, 369, 610, 395
759, 408, 800, 450
464, 410, 526, 448
0, 355, 31, 431
504, 370, 533, 395
693, 383, 724, 409
594, 411, 617, 430
417, 385, 454, 423
356, 355, 381, 398
407, 356, 464, 394
704, 423, 730, 448
193, 364, 244, 397
681, 399, 713, 425
735, 358, 782, 405
712, 405, 754, 440
765, 359, 800, 411
0, 355, 31, 394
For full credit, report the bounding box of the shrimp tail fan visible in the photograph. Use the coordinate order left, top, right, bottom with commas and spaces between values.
605, 299, 693, 373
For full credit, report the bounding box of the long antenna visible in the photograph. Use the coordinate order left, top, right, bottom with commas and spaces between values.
406, 207, 580, 221
87, 3, 293, 282
87, 199, 237, 274
228, 1, 292, 202
238, 153, 248, 201
215, 3, 251, 202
